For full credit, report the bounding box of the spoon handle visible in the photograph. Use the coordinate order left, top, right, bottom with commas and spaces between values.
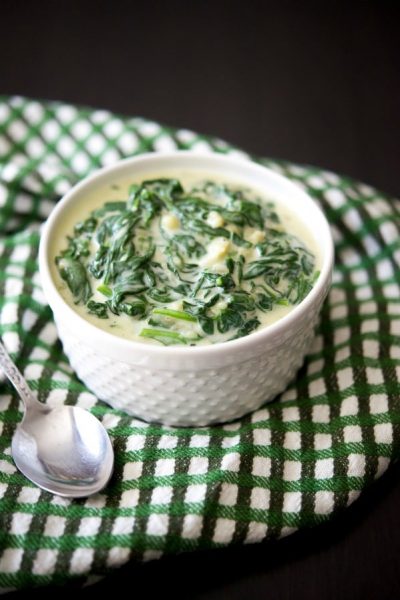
0, 341, 38, 409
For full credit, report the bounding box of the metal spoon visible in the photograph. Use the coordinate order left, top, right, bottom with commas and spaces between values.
0, 341, 114, 497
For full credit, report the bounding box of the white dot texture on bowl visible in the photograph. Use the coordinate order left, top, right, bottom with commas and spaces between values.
55, 298, 324, 427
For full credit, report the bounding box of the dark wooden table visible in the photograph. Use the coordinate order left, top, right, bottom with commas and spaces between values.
1, 2, 399, 598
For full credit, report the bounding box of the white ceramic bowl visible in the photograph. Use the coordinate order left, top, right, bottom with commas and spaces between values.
39, 152, 334, 426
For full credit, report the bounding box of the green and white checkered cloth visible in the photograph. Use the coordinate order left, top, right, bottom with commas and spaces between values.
0, 96, 399, 590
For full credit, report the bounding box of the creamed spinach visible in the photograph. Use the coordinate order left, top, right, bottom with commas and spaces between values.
55, 178, 318, 346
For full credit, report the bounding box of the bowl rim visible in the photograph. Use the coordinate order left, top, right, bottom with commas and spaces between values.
38, 151, 334, 361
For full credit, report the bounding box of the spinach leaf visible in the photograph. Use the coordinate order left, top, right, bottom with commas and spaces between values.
74, 217, 98, 234
92, 201, 127, 217
232, 317, 261, 340
60, 236, 91, 260
139, 328, 190, 346
87, 300, 108, 319
56, 257, 92, 304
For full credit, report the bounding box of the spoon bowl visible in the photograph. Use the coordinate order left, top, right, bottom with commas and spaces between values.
12, 403, 114, 497
0, 341, 114, 497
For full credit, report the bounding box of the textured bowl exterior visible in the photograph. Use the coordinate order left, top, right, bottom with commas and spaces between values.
54, 275, 329, 426
39, 152, 334, 427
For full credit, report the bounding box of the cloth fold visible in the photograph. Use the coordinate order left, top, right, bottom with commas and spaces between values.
0, 96, 399, 590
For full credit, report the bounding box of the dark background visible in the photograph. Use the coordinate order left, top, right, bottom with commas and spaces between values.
1, 1, 400, 598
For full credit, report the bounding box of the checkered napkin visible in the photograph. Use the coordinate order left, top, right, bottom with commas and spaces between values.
0, 96, 399, 590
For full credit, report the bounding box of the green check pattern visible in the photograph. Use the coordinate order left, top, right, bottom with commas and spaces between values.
0, 96, 399, 590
